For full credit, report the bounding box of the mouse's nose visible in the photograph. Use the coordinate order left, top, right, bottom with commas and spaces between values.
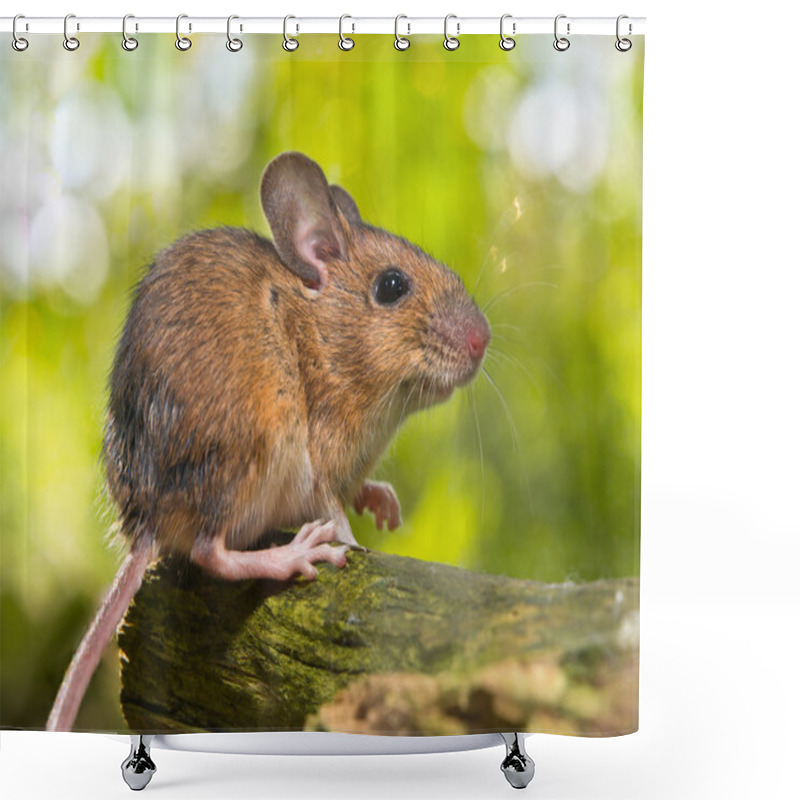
466, 319, 490, 362
467, 329, 488, 361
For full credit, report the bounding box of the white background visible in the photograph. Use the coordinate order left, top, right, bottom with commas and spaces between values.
2, 1, 799, 798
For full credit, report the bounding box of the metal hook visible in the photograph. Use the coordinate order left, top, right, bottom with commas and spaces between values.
553, 14, 570, 51
394, 14, 410, 51
63, 13, 80, 51
615, 15, 632, 52
12, 14, 29, 51
339, 14, 355, 51
444, 14, 460, 51
283, 15, 299, 51
499, 14, 516, 51
227, 15, 243, 51
122, 14, 138, 51
175, 14, 192, 51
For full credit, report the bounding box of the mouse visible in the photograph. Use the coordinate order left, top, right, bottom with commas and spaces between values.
46, 151, 490, 732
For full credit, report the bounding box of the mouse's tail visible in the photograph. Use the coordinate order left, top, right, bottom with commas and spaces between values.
46, 530, 155, 732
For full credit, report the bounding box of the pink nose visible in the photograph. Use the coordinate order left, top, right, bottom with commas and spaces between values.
467, 328, 489, 361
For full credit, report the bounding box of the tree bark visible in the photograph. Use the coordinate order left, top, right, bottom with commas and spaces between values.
119, 545, 639, 736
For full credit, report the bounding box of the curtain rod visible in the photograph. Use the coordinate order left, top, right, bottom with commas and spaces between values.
1, 16, 646, 37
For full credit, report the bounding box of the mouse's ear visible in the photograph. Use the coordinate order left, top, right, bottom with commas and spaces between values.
260, 152, 346, 291
330, 186, 362, 227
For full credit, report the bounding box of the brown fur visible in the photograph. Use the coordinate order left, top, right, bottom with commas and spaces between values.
105, 153, 489, 558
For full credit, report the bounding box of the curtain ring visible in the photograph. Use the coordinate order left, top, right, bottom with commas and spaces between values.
615, 15, 632, 52
499, 14, 516, 51
63, 13, 80, 51
394, 14, 410, 51
283, 15, 299, 51
339, 14, 355, 50
227, 15, 243, 51
175, 14, 192, 51
12, 15, 29, 52
553, 14, 570, 51
122, 14, 138, 51
444, 14, 460, 51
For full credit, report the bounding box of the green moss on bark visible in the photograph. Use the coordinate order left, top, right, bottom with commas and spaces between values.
119, 549, 638, 735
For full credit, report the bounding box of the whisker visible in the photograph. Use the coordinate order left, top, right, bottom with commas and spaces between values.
374, 382, 402, 427
486, 349, 546, 402
485, 332, 519, 348
400, 382, 416, 419
490, 322, 522, 335
482, 281, 559, 315
481, 367, 521, 455
472, 245, 501, 299
469, 384, 486, 524
480, 366, 537, 518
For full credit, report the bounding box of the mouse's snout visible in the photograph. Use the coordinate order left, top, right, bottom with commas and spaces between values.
452, 305, 491, 369
428, 301, 491, 392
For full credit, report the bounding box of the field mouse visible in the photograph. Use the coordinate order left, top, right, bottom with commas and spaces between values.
46, 151, 490, 731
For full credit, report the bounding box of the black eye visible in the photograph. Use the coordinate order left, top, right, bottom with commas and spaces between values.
373, 268, 411, 305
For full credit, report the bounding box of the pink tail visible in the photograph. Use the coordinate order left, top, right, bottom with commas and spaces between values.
46, 533, 154, 732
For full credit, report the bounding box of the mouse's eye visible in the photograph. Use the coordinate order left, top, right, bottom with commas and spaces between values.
373, 268, 411, 305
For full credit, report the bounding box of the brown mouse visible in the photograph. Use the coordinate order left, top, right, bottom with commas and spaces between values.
46, 152, 490, 731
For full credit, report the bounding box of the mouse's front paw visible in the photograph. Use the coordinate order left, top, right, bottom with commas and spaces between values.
353, 481, 402, 531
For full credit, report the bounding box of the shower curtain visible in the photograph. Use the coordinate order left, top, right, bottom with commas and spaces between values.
0, 27, 643, 737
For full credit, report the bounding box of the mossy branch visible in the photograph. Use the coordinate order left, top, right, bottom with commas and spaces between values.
119, 545, 639, 736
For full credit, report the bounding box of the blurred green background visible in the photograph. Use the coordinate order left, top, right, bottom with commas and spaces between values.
0, 34, 642, 729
